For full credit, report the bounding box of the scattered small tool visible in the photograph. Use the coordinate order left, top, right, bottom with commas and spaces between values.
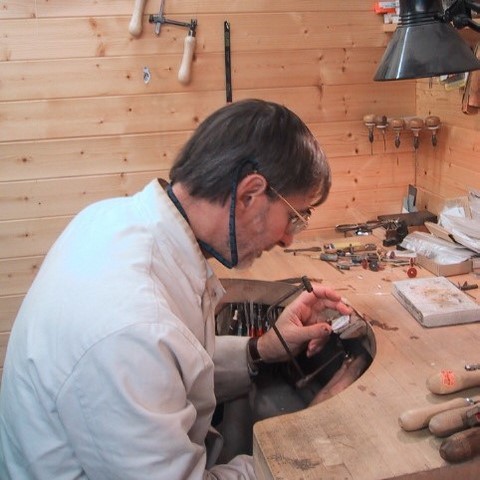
466, 363, 480, 371
458, 281, 478, 291
284, 246, 322, 254
149, 0, 198, 85
407, 258, 417, 278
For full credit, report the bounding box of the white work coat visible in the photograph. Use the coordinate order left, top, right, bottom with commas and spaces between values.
0, 180, 255, 479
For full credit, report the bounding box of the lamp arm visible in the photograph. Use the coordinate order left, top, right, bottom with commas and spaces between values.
442, 0, 480, 31
462, 16, 480, 30
465, 1, 480, 13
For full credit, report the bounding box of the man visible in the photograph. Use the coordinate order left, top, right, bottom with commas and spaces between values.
0, 99, 351, 479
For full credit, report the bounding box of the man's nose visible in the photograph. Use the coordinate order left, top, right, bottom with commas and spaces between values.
276, 231, 295, 249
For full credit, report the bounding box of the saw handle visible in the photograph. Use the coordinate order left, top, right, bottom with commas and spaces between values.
178, 32, 196, 85
129, 0, 148, 37
399, 397, 475, 431
427, 369, 480, 395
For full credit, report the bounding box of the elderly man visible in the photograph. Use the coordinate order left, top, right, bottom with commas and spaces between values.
0, 99, 350, 479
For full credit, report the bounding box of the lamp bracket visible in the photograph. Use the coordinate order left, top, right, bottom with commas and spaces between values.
441, 0, 480, 31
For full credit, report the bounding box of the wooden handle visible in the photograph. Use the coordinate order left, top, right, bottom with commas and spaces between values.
407, 117, 424, 130
363, 114, 376, 125
440, 427, 480, 463
178, 34, 196, 85
129, 0, 148, 37
399, 397, 473, 431
427, 369, 480, 395
429, 405, 475, 437
425, 115, 440, 128
391, 118, 405, 129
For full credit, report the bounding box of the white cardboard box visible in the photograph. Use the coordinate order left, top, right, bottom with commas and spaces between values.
417, 255, 472, 277
392, 276, 480, 328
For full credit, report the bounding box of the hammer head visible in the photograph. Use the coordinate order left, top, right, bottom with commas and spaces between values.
149, 0, 166, 35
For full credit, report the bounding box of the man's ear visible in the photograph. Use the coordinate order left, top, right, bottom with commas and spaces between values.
236, 174, 268, 209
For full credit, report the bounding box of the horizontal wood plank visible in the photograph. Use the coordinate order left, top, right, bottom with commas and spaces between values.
0, 12, 386, 62
0, 121, 416, 182
1, 1, 376, 19
0, 132, 188, 182
0, 48, 391, 102
0, 217, 71, 260
0, 171, 168, 221
0, 84, 415, 142
0, 295, 23, 333
0, 256, 44, 297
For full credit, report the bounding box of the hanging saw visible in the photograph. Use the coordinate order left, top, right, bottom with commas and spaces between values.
149, 0, 198, 85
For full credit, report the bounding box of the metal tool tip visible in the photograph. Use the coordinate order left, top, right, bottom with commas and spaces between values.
301, 276, 313, 293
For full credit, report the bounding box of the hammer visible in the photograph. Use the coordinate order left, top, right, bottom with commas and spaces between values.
149, 0, 197, 85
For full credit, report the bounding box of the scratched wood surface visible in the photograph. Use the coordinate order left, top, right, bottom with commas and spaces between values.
212, 237, 480, 479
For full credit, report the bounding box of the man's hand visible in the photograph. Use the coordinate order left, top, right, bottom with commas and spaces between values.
257, 283, 352, 363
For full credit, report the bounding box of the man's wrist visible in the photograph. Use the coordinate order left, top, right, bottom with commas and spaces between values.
246, 337, 264, 377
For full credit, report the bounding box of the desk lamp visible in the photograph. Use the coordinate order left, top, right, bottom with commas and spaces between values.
375, 0, 480, 80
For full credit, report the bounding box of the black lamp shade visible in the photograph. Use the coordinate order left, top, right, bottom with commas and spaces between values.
374, 0, 480, 81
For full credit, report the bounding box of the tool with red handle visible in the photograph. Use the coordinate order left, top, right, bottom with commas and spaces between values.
427, 368, 480, 395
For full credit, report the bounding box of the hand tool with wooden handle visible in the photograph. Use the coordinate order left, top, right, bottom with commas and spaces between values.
363, 114, 376, 154
427, 368, 480, 395
399, 395, 480, 431
429, 403, 480, 437
439, 426, 480, 463
425, 115, 441, 146
391, 118, 405, 148
149, 0, 198, 85
129, 0, 148, 37
374, 115, 388, 151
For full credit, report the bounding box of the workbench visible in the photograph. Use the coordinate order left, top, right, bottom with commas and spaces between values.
212, 237, 480, 480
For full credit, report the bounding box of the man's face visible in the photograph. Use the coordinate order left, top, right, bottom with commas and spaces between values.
234, 188, 317, 270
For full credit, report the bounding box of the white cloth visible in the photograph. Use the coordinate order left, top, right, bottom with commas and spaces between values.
0, 180, 254, 479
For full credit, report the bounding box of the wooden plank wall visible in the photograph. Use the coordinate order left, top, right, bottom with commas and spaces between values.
0, 0, 418, 371
416, 75, 480, 213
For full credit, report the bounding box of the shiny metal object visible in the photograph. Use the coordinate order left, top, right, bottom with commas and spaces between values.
374, 0, 480, 81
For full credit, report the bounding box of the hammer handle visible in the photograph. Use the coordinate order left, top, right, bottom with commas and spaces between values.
427, 369, 480, 395
178, 34, 196, 85
399, 397, 477, 431
129, 0, 148, 37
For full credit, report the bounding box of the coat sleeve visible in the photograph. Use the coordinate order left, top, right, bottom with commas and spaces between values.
56, 323, 255, 480
213, 335, 251, 403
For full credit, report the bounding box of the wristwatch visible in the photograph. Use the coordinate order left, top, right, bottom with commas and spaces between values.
246, 337, 264, 378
